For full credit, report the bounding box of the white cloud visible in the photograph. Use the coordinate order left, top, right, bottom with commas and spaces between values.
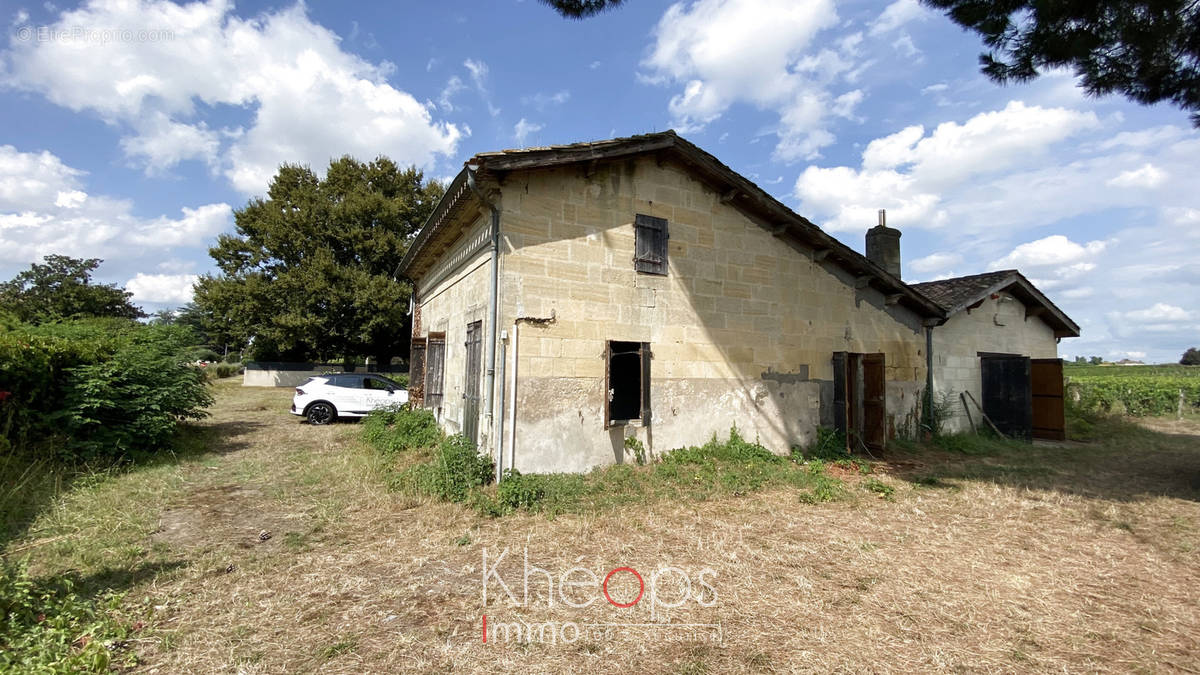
0, 145, 230, 276
437, 76, 466, 112
513, 118, 544, 147
3, 0, 462, 194
522, 90, 570, 111
796, 101, 1106, 232
464, 58, 488, 90
909, 251, 961, 274
54, 190, 87, 208
1107, 163, 1167, 189
1125, 303, 1193, 322
792, 101, 1200, 362
869, 0, 927, 35
990, 235, 1106, 269
463, 57, 500, 117
1108, 350, 1147, 360
124, 273, 199, 306
641, 0, 861, 160
119, 113, 220, 173
891, 33, 920, 59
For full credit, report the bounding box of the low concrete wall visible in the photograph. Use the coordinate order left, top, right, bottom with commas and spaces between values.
242, 363, 407, 388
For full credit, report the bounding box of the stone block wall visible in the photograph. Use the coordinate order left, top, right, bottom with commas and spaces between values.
930, 292, 1059, 433
493, 156, 928, 473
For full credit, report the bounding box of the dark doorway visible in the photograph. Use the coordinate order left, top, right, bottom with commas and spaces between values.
462, 321, 483, 445
832, 352, 886, 452
606, 341, 650, 425
980, 354, 1032, 441
1031, 358, 1066, 441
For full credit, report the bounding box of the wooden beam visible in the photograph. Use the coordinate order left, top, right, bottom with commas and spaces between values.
1026, 306, 1047, 320
770, 224, 789, 236
855, 275, 873, 289
720, 189, 738, 204
885, 293, 902, 306
812, 248, 830, 262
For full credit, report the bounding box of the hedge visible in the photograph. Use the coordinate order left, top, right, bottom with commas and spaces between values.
0, 319, 213, 460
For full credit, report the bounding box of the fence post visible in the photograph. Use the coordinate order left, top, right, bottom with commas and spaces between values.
1180, 389, 1186, 421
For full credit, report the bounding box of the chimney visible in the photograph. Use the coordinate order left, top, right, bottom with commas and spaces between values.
866, 209, 901, 278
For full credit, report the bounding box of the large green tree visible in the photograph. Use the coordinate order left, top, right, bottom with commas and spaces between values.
195, 156, 443, 367
923, 0, 1200, 126
0, 256, 144, 324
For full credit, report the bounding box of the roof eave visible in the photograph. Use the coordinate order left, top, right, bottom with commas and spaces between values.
941, 273, 1080, 338
397, 168, 472, 280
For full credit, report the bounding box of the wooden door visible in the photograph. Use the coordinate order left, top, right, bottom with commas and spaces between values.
862, 353, 886, 451
831, 352, 848, 445
980, 355, 1032, 441
1031, 358, 1065, 441
462, 321, 483, 445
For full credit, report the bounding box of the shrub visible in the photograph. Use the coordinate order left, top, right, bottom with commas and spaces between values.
922, 390, 956, 436
661, 427, 779, 464
623, 436, 647, 465
361, 405, 442, 455
61, 326, 213, 459
497, 469, 548, 511
395, 435, 493, 503
0, 320, 213, 461
794, 426, 849, 461
212, 362, 241, 379
185, 347, 221, 363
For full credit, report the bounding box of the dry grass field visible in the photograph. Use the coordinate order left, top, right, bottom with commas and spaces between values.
6, 379, 1200, 673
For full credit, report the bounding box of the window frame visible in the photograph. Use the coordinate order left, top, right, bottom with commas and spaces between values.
604, 340, 652, 427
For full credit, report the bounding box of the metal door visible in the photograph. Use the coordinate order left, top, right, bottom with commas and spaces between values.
462, 321, 483, 445
980, 355, 1032, 441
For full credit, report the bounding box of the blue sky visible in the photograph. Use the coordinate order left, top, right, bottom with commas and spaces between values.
1, 0, 1197, 362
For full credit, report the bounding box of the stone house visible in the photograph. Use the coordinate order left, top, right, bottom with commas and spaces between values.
398, 131, 949, 474
913, 271, 1079, 440
397, 131, 1077, 474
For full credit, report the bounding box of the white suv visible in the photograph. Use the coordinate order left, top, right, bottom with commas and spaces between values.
290, 373, 409, 425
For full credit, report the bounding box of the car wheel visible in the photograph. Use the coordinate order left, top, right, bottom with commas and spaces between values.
306, 402, 336, 425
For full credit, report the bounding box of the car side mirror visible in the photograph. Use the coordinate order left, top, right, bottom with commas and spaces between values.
386, 386, 395, 394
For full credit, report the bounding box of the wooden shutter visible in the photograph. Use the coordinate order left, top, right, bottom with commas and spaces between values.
604, 341, 612, 427
634, 214, 669, 275
831, 352, 847, 436
409, 337, 427, 406
425, 333, 446, 409
640, 342, 652, 425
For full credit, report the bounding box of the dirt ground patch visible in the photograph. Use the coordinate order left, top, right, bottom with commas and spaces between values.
18, 381, 1200, 673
